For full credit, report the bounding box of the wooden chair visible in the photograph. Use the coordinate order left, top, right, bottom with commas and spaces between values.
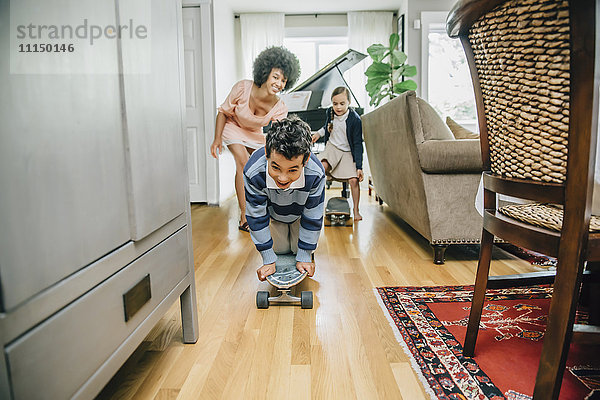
447, 0, 600, 398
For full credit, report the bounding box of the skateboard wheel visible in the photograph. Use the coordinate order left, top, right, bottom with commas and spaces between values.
256, 291, 269, 309
301, 291, 313, 309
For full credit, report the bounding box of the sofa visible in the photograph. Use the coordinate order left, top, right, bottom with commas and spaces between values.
362, 91, 484, 264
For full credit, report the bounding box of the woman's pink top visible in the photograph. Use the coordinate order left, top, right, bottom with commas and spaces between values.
218, 80, 288, 148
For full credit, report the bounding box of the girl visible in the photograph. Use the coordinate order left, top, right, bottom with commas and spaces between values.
210, 46, 300, 232
311, 86, 364, 220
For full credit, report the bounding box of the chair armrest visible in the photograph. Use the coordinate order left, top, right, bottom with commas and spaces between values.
417, 139, 483, 173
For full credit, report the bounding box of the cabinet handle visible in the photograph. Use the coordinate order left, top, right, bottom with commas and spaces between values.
123, 274, 152, 322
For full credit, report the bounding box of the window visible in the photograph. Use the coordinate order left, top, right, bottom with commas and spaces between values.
421, 12, 477, 130
283, 37, 348, 85
282, 16, 367, 110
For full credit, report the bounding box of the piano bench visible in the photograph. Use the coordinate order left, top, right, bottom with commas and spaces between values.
326, 176, 350, 199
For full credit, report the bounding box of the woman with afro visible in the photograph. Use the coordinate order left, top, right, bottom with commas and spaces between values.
210, 46, 300, 232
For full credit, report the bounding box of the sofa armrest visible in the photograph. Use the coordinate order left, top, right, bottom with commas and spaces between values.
417, 139, 483, 173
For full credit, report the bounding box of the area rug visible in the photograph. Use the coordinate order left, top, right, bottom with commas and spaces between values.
445, 244, 557, 268
375, 285, 600, 399
496, 243, 557, 268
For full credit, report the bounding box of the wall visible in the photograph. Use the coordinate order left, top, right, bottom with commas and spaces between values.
285, 14, 347, 36
404, 0, 456, 98
213, 3, 239, 102
233, 14, 349, 78
397, 0, 407, 50
213, 1, 237, 204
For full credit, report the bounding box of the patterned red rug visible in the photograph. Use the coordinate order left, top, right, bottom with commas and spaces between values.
496, 244, 557, 268
376, 285, 600, 399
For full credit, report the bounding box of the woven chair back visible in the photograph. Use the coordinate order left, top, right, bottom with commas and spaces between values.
468, 0, 570, 184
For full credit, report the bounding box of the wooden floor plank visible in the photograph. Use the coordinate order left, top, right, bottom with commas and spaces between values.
289, 364, 311, 400
220, 328, 258, 399
153, 388, 179, 400
343, 272, 403, 399
244, 307, 280, 398
391, 362, 428, 400
265, 307, 294, 398
291, 307, 311, 365
132, 347, 183, 400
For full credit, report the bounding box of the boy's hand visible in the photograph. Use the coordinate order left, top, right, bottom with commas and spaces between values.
296, 261, 315, 277
357, 169, 364, 182
311, 133, 320, 144
257, 263, 276, 281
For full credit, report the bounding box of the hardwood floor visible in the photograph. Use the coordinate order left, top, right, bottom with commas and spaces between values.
97, 190, 537, 399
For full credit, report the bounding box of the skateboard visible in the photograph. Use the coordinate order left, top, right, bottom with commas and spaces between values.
324, 197, 352, 226
256, 253, 313, 309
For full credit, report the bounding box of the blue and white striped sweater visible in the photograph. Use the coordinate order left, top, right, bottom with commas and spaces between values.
243, 148, 325, 264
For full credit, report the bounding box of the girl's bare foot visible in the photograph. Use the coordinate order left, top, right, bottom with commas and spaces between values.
354, 210, 363, 221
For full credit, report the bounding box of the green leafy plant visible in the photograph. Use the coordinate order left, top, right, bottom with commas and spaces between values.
365, 33, 417, 107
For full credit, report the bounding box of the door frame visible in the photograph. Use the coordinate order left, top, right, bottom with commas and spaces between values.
181, 0, 218, 204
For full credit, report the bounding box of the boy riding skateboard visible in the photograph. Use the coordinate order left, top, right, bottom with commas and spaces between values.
244, 115, 326, 282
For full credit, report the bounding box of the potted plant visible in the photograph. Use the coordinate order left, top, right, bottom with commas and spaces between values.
365, 33, 417, 107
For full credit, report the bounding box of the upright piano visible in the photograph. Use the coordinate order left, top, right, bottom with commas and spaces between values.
281, 49, 367, 132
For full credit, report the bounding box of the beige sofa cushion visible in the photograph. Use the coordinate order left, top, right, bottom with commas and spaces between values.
417, 98, 455, 141
446, 116, 480, 139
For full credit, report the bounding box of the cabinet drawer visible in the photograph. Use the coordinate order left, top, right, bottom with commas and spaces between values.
5, 227, 190, 400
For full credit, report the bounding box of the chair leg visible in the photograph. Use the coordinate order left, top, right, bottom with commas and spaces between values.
463, 229, 494, 357
589, 280, 600, 325
533, 255, 586, 399
582, 261, 600, 325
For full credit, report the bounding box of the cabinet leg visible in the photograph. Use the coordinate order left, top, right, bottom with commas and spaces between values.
180, 281, 199, 343
0, 353, 10, 400
433, 244, 448, 265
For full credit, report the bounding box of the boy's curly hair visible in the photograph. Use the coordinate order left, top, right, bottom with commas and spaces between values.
265, 115, 312, 164
253, 46, 301, 91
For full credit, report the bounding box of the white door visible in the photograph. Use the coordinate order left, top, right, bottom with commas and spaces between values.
183, 4, 218, 204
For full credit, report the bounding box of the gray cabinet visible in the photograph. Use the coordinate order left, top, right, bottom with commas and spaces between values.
0, 0, 199, 398
0, 40, 132, 311
120, 0, 188, 240
7, 228, 190, 400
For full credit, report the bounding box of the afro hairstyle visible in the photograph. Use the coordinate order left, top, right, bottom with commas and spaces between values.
253, 46, 301, 91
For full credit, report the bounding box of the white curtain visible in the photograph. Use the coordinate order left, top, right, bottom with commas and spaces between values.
347, 12, 393, 187
347, 11, 394, 113
239, 13, 285, 79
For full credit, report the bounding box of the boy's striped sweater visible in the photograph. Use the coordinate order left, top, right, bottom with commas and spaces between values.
243, 148, 326, 265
